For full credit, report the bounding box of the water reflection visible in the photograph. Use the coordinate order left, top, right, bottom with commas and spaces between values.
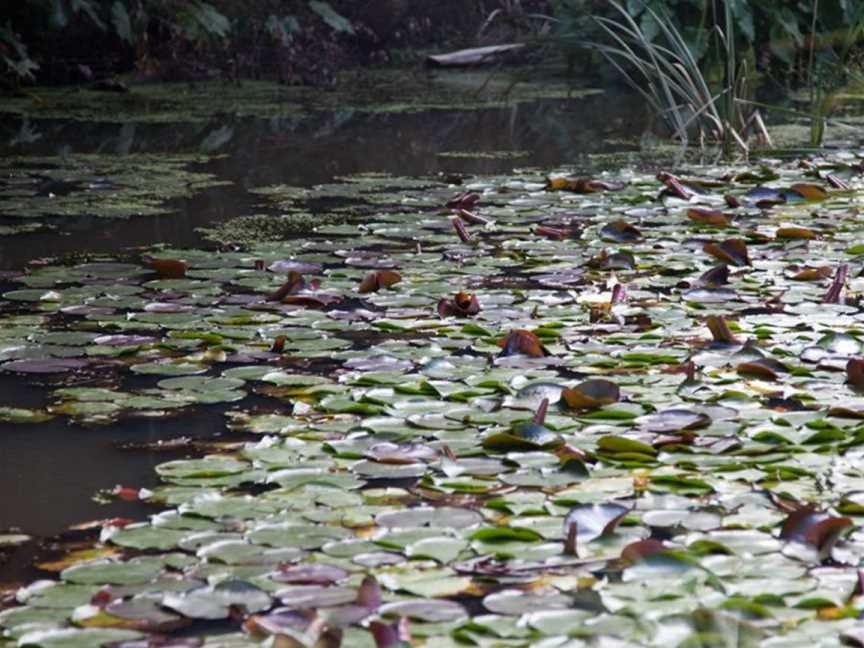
0, 94, 646, 269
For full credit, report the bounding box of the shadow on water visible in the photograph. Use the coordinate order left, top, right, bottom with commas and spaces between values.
0, 86, 649, 580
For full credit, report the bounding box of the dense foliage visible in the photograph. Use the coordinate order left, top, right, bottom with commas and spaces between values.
551, 0, 864, 80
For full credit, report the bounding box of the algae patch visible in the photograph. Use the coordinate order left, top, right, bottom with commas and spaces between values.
197, 212, 350, 245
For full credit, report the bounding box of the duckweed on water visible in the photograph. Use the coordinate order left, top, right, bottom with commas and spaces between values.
4, 153, 864, 645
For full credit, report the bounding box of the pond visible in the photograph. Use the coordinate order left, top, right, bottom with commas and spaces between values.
0, 73, 643, 569
2, 67, 864, 646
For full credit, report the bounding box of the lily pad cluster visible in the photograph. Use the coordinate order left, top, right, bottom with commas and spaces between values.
0, 154, 228, 236
4, 153, 864, 645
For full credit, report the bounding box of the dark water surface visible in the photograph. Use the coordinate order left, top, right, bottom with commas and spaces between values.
0, 87, 646, 581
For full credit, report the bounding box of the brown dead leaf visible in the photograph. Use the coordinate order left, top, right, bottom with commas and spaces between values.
358, 270, 401, 294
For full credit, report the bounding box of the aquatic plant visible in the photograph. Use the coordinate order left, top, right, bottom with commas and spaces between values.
2, 153, 864, 644
590, 1, 757, 156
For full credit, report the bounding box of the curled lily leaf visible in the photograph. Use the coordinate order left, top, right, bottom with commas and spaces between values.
703, 239, 750, 266
370, 619, 412, 648
621, 538, 668, 563
146, 258, 187, 279
847, 358, 864, 390
497, 329, 547, 358
534, 224, 579, 240
823, 264, 848, 304
706, 315, 738, 345
789, 182, 829, 201
451, 217, 473, 243
600, 219, 642, 242
456, 209, 490, 225
268, 271, 311, 301
437, 292, 480, 318
698, 264, 729, 287
780, 507, 852, 557
358, 270, 401, 294
546, 176, 623, 193
687, 207, 730, 227
561, 379, 620, 410
657, 171, 695, 199
445, 191, 480, 210
356, 575, 382, 610
776, 225, 817, 240
563, 502, 631, 549
610, 283, 627, 304
586, 249, 636, 270
790, 266, 832, 281
826, 173, 849, 190
483, 405, 563, 451
736, 357, 788, 380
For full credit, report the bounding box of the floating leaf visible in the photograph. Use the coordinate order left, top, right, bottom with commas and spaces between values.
823, 264, 848, 304
706, 315, 738, 344
358, 270, 401, 293
687, 207, 730, 227
378, 599, 466, 623
147, 258, 187, 279
272, 564, 349, 586
636, 409, 711, 432
600, 219, 642, 242
789, 183, 829, 201
776, 225, 817, 240
703, 239, 750, 266
791, 266, 832, 281
561, 379, 620, 410
563, 502, 631, 545
847, 358, 864, 390
736, 357, 788, 381
163, 580, 273, 619
545, 176, 623, 193
779, 507, 852, 557
436, 292, 480, 318
497, 329, 546, 358
483, 419, 563, 452
445, 191, 480, 210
